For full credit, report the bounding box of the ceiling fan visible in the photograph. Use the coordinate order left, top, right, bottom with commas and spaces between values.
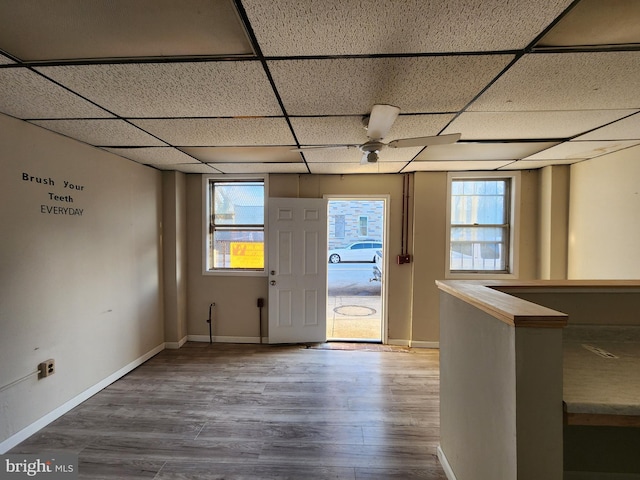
293, 104, 461, 164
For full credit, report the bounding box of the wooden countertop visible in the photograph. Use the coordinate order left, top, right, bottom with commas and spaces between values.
436, 280, 567, 328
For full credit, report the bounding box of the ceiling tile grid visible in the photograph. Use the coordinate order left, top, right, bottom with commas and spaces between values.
414, 142, 560, 161
243, 0, 574, 55
0, 68, 114, 119
0, 0, 253, 61
291, 114, 456, 147
30, 119, 166, 147
181, 146, 302, 164
443, 110, 640, 140
406, 160, 514, 172
524, 140, 640, 160
36, 62, 283, 118
269, 56, 514, 116
131, 118, 295, 147
0, 0, 639, 174
469, 52, 640, 112
101, 147, 201, 166
211, 163, 309, 174
158, 163, 220, 174
575, 113, 640, 141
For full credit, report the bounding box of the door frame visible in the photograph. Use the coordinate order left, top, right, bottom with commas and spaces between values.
324, 194, 389, 344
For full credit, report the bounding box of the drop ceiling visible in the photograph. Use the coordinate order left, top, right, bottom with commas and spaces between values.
0, 0, 639, 175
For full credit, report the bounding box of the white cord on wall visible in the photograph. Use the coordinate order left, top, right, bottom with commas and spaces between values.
0, 370, 39, 393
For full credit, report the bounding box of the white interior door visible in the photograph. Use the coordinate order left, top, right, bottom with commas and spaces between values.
268, 197, 327, 344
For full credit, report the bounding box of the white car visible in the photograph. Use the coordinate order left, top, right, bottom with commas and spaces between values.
328, 241, 382, 263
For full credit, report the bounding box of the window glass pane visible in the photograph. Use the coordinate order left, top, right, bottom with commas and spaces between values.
359, 216, 368, 236
213, 182, 264, 226
451, 180, 507, 225
450, 227, 506, 271
212, 230, 264, 269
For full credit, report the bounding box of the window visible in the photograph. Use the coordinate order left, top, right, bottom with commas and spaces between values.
448, 174, 516, 274
205, 177, 266, 274
359, 216, 369, 236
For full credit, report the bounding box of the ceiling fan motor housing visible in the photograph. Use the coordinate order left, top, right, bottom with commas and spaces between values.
359, 141, 384, 163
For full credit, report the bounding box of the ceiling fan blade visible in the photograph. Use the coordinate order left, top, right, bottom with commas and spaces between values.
387, 133, 461, 149
290, 145, 354, 152
366, 104, 400, 141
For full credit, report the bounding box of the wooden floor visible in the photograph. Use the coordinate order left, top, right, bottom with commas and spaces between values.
11, 342, 447, 479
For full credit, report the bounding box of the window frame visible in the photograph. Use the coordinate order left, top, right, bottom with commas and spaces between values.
202, 174, 268, 277
445, 171, 520, 279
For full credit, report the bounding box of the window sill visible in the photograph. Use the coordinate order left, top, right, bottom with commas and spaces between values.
203, 270, 268, 277
445, 271, 518, 281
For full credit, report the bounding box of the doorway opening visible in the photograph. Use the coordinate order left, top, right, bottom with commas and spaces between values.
326, 197, 387, 342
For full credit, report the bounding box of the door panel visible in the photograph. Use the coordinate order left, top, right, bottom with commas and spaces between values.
268, 198, 327, 344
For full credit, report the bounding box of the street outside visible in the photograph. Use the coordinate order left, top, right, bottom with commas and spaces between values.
327, 262, 382, 340
328, 262, 380, 296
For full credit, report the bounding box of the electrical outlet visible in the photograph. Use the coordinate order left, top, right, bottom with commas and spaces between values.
38, 359, 55, 379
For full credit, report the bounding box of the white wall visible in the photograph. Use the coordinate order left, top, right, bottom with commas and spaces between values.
0, 114, 165, 449
162, 171, 188, 347
538, 166, 569, 279
568, 146, 640, 279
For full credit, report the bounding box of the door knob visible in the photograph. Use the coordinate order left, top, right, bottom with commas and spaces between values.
270, 280, 276, 286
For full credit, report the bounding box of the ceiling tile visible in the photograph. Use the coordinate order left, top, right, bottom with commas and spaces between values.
245, 0, 572, 55
414, 141, 559, 161
443, 110, 637, 140
37, 62, 282, 117
470, 52, 640, 111
499, 159, 581, 170
309, 162, 404, 175
290, 114, 456, 146
0, 0, 252, 61
576, 113, 640, 141
30, 119, 165, 146
155, 163, 219, 174
525, 140, 640, 160
133, 118, 295, 146
102, 147, 199, 165
302, 147, 421, 164
404, 160, 513, 172
0, 54, 14, 64
0, 68, 113, 119
536, 0, 640, 48
210, 163, 309, 174
182, 146, 301, 163
268, 55, 514, 115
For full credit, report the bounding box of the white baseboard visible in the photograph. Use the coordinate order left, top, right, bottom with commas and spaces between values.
187, 335, 263, 344
437, 445, 458, 480
388, 339, 439, 348
387, 339, 410, 347
410, 341, 440, 349
0, 343, 165, 454
165, 336, 188, 349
